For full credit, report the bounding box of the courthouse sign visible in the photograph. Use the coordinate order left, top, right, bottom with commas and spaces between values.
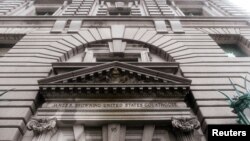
44, 101, 185, 110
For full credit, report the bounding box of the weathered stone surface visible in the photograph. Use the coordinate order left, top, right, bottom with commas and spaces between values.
134, 28, 148, 40
0, 108, 32, 123
111, 25, 125, 39
154, 20, 168, 33
0, 128, 22, 141
142, 125, 155, 141
124, 28, 139, 39
108, 124, 120, 141
169, 20, 184, 33
0, 101, 35, 113
78, 30, 96, 43
0, 91, 38, 101
0, 120, 26, 134
198, 107, 237, 121
97, 28, 112, 40
51, 20, 67, 33
1, 2, 250, 140
68, 20, 82, 33
73, 125, 85, 141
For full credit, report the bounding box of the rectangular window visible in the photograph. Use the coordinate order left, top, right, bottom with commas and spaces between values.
220, 44, 247, 57
181, 8, 213, 16
35, 7, 58, 15
210, 35, 249, 57
182, 8, 203, 16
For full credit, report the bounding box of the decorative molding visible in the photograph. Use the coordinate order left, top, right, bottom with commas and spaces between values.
39, 62, 191, 84
38, 62, 191, 98
171, 117, 200, 133
27, 117, 57, 135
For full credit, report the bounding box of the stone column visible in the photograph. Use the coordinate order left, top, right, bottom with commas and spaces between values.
108, 124, 120, 141
73, 125, 85, 141
142, 125, 155, 141
103, 124, 126, 141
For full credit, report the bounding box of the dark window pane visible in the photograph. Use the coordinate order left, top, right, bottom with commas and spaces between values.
0, 44, 15, 56
220, 44, 247, 57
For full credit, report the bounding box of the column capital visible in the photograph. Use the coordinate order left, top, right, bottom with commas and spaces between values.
26, 117, 57, 136
171, 117, 200, 133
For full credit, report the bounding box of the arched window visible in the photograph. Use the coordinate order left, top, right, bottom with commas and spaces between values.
66, 40, 174, 63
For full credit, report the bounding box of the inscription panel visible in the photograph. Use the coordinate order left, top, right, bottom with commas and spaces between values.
43, 101, 186, 110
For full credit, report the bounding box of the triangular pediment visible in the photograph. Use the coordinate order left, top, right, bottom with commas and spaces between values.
39, 62, 191, 85
39, 62, 191, 98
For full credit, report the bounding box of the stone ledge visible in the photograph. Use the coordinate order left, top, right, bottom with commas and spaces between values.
0, 120, 26, 135
0, 108, 32, 124
0, 128, 22, 141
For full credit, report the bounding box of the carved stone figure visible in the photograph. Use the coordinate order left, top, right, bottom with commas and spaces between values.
27, 117, 57, 135
171, 117, 200, 133
109, 68, 130, 83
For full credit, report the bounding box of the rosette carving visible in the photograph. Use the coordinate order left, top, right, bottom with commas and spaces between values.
27, 117, 57, 135
171, 117, 200, 133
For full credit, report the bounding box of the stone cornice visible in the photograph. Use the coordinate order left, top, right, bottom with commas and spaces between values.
0, 16, 249, 28
0, 16, 250, 20
52, 62, 180, 75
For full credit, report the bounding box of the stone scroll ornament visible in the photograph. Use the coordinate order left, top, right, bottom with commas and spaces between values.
27, 117, 57, 135
171, 117, 200, 133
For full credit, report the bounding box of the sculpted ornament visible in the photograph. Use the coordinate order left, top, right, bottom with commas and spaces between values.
91, 68, 145, 84
171, 117, 200, 133
27, 117, 57, 135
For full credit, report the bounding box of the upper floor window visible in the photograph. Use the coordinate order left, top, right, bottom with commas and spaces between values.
0, 34, 24, 57
95, 0, 142, 16
182, 8, 203, 16
210, 34, 249, 57
172, 0, 224, 16
36, 8, 57, 16
108, 2, 131, 15
220, 44, 247, 57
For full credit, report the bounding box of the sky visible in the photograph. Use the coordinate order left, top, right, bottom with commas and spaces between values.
229, 0, 250, 12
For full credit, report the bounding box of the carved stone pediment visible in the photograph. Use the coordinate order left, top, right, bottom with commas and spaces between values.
39, 62, 190, 84
38, 62, 191, 98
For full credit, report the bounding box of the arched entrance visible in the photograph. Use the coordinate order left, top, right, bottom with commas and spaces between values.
24, 38, 202, 141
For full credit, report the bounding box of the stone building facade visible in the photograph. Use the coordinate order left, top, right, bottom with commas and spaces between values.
0, 0, 250, 141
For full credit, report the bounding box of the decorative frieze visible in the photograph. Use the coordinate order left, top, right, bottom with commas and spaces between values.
40, 86, 187, 98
